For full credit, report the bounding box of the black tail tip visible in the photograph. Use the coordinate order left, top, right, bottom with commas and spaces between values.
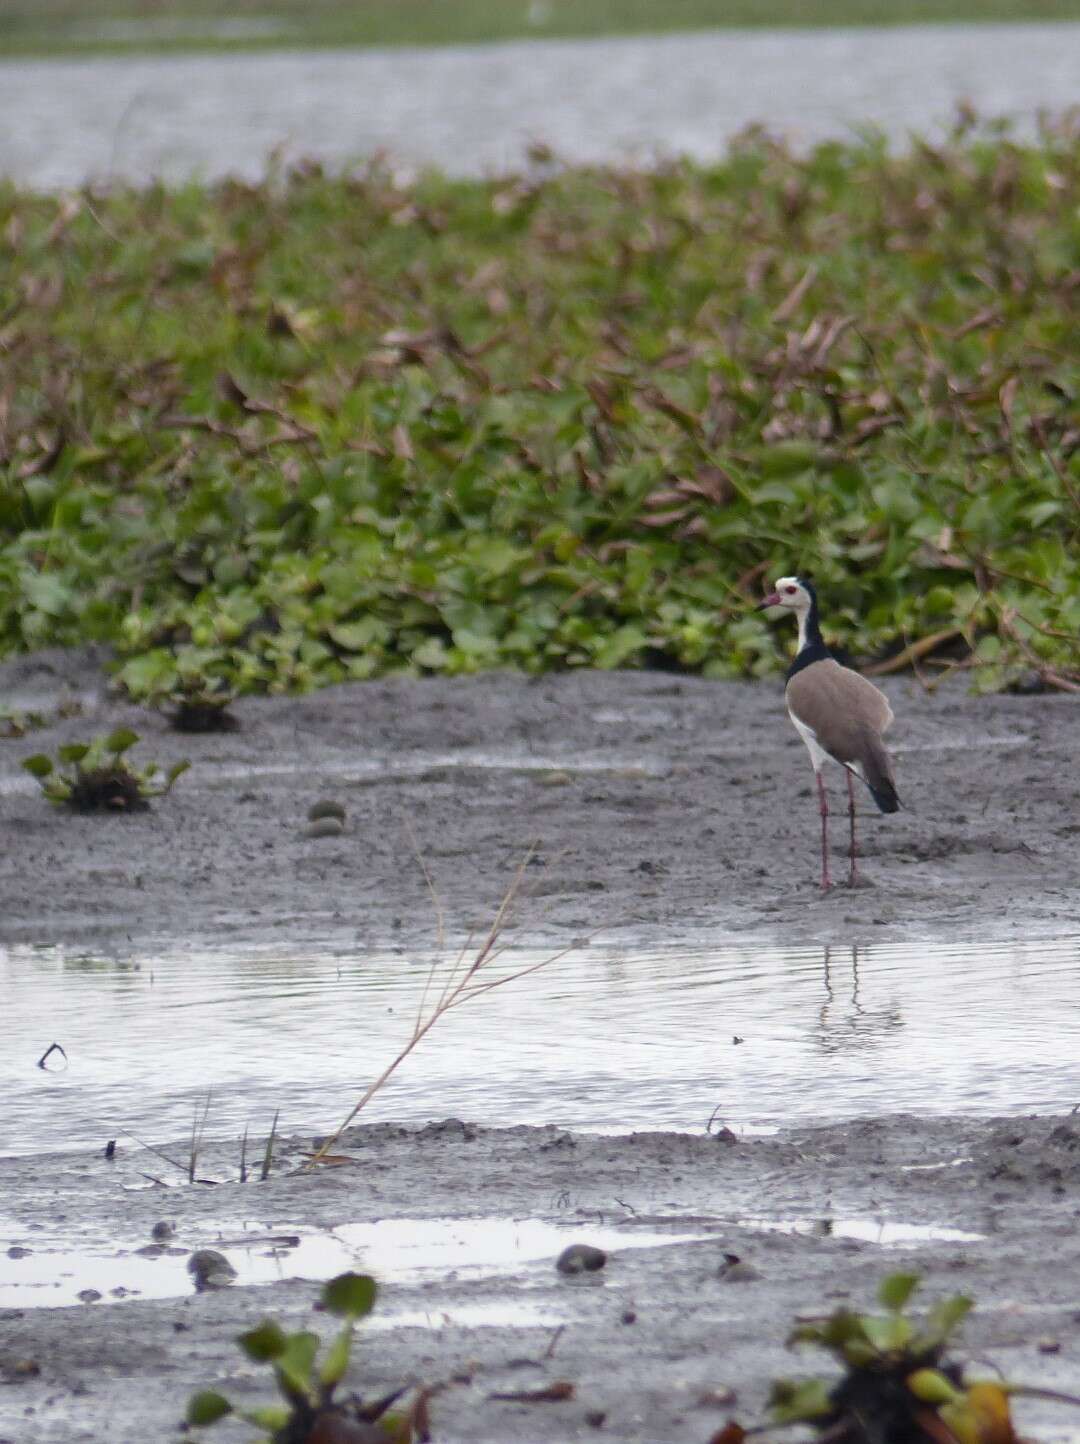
870, 784, 901, 814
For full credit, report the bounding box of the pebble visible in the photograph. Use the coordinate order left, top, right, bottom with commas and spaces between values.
307, 798, 346, 822
303, 816, 345, 839
556, 1243, 607, 1275
696, 1387, 737, 1408
151, 1220, 176, 1241
538, 770, 572, 786
718, 1254, 761, 1283
186, 1248, 238, 1290
6, 1245, 31, 1259
1037, 1337, 1061, 1354
77, 1289, 102, 1303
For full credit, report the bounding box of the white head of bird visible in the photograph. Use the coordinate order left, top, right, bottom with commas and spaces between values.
757, 575, 818, 648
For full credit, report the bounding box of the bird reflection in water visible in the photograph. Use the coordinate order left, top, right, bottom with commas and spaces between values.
813, 945, 904, 1054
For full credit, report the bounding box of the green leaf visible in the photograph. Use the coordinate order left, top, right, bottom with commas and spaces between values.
242, 1405, 292, 1431
164, 759, 191, 790
878, 1272, 921, 1312
186, 1390, 233, 1426
318, 1322, 353, 1389
321, 1272, 377, 1320
57, 743, 90, 765
22, 754, 53, 778
862, 1313, 913, 1353
105, 728, 139, 755
237, 1320, 287, 1362
273, 1331, 319, 1400
769, 1377, 833, 1424
922, 1293, 973, 1346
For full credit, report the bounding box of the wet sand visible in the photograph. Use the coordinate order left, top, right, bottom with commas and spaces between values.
2, 651, 1080, 1442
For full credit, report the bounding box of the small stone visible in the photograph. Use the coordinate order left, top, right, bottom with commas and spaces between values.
718, 1253, 760, 1283
307, 799, 346, 823
585, 1409, 607, 1428
186, 1249, 237, 1290
556, 1243, 607, 1275
151, 1220, 175, 1242
696, 1387, 737, 1408
620, 1308, 637, 1325
6, 1358, 39, 1379
538, 770, 572, 786
303, 816, 345, 839
1037, 1337, 1061, 1354
77, 1289, 102, 1304
6, 1246, 31, 1259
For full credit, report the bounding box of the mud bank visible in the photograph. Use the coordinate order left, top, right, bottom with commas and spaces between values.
4, 655, 1080, 1442
4, 1115, 1080, 1442
1, 649, 1078, 951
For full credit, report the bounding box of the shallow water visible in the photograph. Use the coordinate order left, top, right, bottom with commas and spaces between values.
3, 934, 1079, 1158
0, 1214, 709, 1310
2, 24, 1080, 189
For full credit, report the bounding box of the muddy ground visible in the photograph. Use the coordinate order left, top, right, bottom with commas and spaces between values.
2, 651, 1080, 1443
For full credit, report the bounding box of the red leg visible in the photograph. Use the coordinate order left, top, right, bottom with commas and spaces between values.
847, 768, 858, 886
816, 771, 831, 891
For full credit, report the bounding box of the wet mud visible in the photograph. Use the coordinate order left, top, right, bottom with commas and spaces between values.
2, 652, 1080, 1442
1, 647, 1078, 952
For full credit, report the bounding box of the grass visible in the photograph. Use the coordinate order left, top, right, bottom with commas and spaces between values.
1, 116, 1079, 694
2, 0, 1080, 58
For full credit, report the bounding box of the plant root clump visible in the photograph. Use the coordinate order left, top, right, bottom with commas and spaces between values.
168, 700, 240, 733
825, 1352, 966, 1444
66, 766, 151, 812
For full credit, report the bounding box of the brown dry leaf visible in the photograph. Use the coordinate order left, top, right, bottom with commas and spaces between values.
706, 1424, 746, 1444
639, 386, 700, 436
689, 465, 736, 506
585, 378, 617, 422
966, 1382, 1018, 1444
392, 424, 414, 461
306, 1415, 388, 1444
950, 306, 1003, 341
489, 1380, 575, 1403
771, 263, 818, 323
639, 507, 692, 528
999, 375, 1020, 434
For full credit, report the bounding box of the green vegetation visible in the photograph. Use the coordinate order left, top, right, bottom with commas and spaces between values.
187, 1271, 431, 1442
21, 729, 189, 809
715, 1272, 1080, 1443
2, 119, 1078, 695
3, 0, 1080, 58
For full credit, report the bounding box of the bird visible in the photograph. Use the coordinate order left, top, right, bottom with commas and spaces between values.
757, 575, 899, 890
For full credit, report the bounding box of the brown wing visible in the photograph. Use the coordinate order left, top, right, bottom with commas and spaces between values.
786, 659, 898, 810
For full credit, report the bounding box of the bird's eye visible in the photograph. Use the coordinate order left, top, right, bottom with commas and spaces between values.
782, 585, 797, 595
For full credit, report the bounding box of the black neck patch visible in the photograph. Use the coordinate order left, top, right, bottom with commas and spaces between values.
785, 586, 833, 681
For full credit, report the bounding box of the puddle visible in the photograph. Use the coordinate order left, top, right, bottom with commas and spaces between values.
2, 935, 1080, 1157
0, 1215, 703, 1311
735, 1216, 985, 1245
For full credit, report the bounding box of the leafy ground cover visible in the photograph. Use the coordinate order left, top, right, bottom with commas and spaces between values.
1, 117, 1078, 696
3, 0, 1080, 58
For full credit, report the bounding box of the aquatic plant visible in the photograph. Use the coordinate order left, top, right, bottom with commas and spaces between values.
186, 1271, 432, 1443
713, 1272, 1080, 1444
117, 646, 240, 731
21, 728, 189, 810
2, 119, 1079, 693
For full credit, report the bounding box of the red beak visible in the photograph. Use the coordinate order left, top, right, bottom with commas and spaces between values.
756, 591, 781, 610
